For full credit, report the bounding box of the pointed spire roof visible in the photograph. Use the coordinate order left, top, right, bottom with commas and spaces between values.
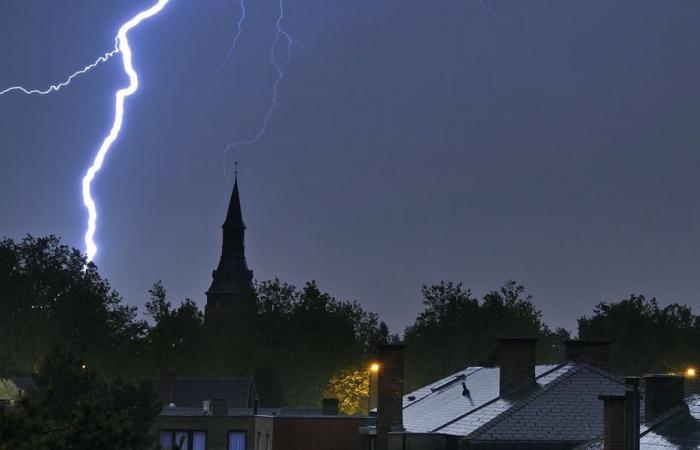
223, 176, 246, 229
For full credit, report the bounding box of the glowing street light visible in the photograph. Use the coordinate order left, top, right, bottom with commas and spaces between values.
686, 367, 696, 378
370, 363, 380, 373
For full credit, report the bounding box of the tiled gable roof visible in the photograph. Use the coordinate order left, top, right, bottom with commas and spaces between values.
402, 362, 625, 443
463, 364, 623, 442
402, 364, 569, 434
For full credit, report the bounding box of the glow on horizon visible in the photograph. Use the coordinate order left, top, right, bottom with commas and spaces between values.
82, 0, 171, 262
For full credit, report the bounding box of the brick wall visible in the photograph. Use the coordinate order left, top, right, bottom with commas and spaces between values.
272, 416, 367, 450
600, 395, 625, 450
154, 414, 258, 450
377, 344, 405, 450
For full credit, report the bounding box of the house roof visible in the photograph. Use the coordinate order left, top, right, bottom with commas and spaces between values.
639, 395, 700, 449
158, 406, 359, 418
152, 377, 256, 409
402, 362, 625, 443
159, 406, 280, 417
580, 395, 700, 450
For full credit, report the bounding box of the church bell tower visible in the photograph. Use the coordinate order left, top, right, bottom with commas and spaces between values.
205, 172, 254, 316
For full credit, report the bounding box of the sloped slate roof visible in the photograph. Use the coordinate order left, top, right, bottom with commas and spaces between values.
153, 377, 255, 408
578, 395, 700, 450
464, 365, 624, 441
403, 364, 568, 433
402, 362, 625, 443
638, 395, 700, 449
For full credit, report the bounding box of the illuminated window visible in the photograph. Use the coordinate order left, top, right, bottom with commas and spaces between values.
158, 431, 206, 450
229, 431, 247, 450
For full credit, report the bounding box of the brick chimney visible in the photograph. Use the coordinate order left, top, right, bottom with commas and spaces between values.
565, 339, 612, 371
643, 375, 685, 424
322, 398, 339, 415
598, 378, 641, 450
600, 395, 625, 450
498, 338, 537, 397
376, 344, 405, 450
210, 398, 229, 416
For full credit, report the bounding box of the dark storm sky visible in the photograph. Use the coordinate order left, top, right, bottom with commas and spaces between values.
2, 0, 700, 334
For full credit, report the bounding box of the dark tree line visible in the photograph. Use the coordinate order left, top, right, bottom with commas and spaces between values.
0, 236, 146, 377
0, 236, 388, 407
403, 281, 570, 390
579, 295, 700, 375
0, 348, 160, 450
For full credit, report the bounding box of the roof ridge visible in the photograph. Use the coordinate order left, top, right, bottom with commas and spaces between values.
465, 363, 581, 439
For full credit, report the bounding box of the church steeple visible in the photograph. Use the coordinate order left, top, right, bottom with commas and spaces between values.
205, 170, 254, 312
223, 177, 245, 230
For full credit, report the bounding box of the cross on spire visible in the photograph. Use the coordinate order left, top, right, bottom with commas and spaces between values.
234, 160, 239, 179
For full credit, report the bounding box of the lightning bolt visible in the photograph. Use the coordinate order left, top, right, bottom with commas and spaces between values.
0, 47, 119, 96
480, 0, 525, 21
82, 0, 171, 262
1, 0, 171, 263
221, 0, 296, 176
206, 0, 247, 87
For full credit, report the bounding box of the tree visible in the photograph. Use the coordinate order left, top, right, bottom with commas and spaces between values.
145, 282, 205, 376
247, 279, 384, 406
404, 280, 560, 390
0, 348, 161, 450
578, 294, 700, 375
0, 235, 146, 377
325, 368, 370, 415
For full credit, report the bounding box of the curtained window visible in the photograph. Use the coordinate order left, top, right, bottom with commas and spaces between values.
228, 431, 247, 450
158, 430, 206, 450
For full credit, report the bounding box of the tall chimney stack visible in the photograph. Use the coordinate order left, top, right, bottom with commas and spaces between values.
565, 340, 612, 371
376, 344, 405, 450
598, 379, 641, 450
498, 338, 537, 397
599, 395, 626, 450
